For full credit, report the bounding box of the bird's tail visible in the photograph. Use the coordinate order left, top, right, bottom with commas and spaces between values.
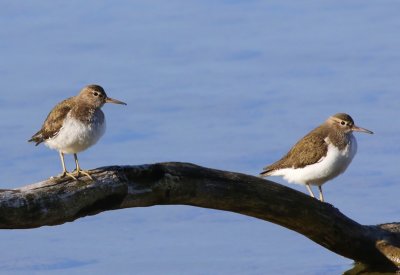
259, 169, 271, 178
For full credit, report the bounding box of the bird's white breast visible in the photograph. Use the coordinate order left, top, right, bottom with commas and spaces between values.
270, 135, 357, 186
45, 111, 106, 154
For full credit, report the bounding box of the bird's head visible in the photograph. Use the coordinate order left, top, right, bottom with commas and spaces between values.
327, 113, 373, 134
78, 85, 127, 108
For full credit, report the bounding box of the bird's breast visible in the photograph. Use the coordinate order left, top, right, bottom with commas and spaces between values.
322, 135, 357, 177
45, 111, 106, 154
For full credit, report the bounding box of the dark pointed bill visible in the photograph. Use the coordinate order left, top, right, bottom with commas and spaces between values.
352, 125, 373, 134
106, 97, 127, 105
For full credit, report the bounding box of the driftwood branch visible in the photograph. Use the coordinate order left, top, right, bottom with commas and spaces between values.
1, 162, 399, 272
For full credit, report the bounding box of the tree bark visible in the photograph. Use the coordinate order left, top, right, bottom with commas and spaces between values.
0, 162, 399, 271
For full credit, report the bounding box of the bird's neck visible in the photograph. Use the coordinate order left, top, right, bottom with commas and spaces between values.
326, 127, 352, 150
70, 103, 103, 123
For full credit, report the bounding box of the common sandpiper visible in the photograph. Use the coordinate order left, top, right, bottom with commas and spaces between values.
260, 113, 373, 202
29, 84, 126, 180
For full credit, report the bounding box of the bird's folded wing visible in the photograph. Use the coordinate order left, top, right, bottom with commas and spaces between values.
262, 133, 328, 173
30, 98, 74, 143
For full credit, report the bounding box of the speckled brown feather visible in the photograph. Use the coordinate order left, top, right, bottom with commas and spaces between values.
28, 97, 75, 145
70, 104, 100, 123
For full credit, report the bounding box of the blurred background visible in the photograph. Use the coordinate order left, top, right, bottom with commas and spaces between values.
0, 1, 399, 274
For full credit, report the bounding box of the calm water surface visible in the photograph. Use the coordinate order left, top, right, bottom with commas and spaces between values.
1, 1, 399, 274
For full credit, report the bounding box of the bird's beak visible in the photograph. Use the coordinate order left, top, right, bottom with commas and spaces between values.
106, 97, 127, 105
352, 125, 373, 134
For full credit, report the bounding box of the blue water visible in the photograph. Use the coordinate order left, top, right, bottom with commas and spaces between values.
1, 1, 399, 274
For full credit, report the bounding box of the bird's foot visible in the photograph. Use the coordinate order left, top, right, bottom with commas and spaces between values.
50, 169, 94, 181
51, 171, 78, 181
72, 169, 94, 180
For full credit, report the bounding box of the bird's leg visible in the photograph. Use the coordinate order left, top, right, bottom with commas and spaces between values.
55, 151, 77, 180
305, 184, 316, 198
318, 186, 324, 202
73, 153, 94, 180
59, 151, 67, 177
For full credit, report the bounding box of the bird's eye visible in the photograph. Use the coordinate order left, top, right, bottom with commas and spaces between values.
93, 92, 99, 97
340, 121, 345, 125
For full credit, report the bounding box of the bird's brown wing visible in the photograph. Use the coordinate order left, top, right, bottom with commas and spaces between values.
260, 129, 328, 176
28, 97, 74, 145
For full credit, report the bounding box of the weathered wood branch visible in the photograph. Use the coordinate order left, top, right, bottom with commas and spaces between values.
1, 162, 399, 271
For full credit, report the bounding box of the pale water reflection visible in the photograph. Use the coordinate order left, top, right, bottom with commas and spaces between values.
0, 1, 399, 274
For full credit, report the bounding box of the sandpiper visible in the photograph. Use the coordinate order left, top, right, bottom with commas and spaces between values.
29, 84, 126, 180
260, 113, 373, 202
